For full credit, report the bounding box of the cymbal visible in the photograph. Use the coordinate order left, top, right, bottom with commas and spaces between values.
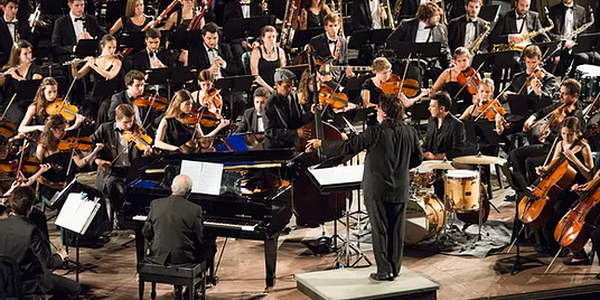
419, 160, 456, 170
453, 154, 507, 165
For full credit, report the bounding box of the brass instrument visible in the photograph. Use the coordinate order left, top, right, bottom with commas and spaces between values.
563, 6, 595, 41
13, 18, 20, 44
492, 7, 554, 52
280, 0, 302, 49
393, 0, 402, 21
379, 0, 395, 29
439, 0, 447, 25
469, 21, 491, 55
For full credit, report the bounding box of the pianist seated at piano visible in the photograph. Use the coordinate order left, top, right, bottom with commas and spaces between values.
154, 89, 230, 153
236, 87, 269, 133
142, 174, 217, 298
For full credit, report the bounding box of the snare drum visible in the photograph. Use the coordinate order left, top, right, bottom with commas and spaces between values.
410, 166, 435, 188
575, 64, 600, 103
405, 192, 445, 245
445, 170, 480, 212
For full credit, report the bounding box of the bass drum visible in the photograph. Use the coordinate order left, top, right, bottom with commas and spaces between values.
404, 191, 445, 246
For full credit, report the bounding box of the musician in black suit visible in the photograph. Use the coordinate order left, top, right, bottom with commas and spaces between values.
309, 13, 354, 82
107, 70, 147, 124
351, 0, 388, 30
188, 22, 237, 77
503, 45, 557, 102
306, 93, 423, 281
50, 0, 106, 63
546, 0, 600, 76
0, 0, 31, 66
387, 2, 452, 85
447, 0, 490, 53
128, 28, 175, 73
489, 0, 550, 47
0, 187, 81, 299
142, 174, 217, 298
236, 87, 269, 133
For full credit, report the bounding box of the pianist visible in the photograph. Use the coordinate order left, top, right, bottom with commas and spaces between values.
306, 94, 423, 281
142, 174, 217, 299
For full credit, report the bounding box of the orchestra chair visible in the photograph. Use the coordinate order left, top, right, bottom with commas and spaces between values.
138, 261, 207, 300
0, 255, 44, 300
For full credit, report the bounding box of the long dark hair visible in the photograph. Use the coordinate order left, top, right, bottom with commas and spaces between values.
40, 115, 67, 153
32, 77, 58, 122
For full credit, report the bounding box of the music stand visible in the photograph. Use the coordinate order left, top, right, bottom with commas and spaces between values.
92, 79, 123, 100
473, 51, 519, 73
348, 28, 393, 49
479, 5, 501, 23
410, 101, 432, 121
572, 32, 600, 65
388, 42, 442, 60
119, 31, 146, 54
223, 16, 275, 42
146, 67, 198, 101
214, 75, 256, 120
291, 28, 325, 49
16, 80, 41, 101
75, 39, 99, 58
535, 40, 566, 59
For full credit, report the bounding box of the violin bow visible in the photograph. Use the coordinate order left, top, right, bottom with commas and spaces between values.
452, 61, 485, 101
0, 94, 17, 121
516, 47, 552, 96
399, 53, 412, 95
141, 90, 160, 127
582, 91, 600, 119
65, 128, 82, 177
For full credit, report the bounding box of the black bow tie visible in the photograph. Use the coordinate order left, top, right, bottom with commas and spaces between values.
5, 21, 15, 25
75, 17, 85, 22
467, 19, 477, 24
425, 25, 435, 29
516, 15, 526, 20
239, 2, 251, 6
328, 39, 337, 44
565, 6, 574, 10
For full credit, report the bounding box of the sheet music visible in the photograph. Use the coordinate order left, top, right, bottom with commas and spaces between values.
180, 160, 224, 196
55, 193, 100, 235
308, 165, 364, 186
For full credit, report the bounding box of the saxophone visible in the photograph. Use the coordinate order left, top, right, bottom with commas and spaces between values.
279, 0, 301, 50
492, 7, 554, 52
563, 6, 595, 41
469, 21, 491, 55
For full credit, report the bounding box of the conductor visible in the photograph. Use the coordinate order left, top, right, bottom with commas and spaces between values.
306, 94, 423, 281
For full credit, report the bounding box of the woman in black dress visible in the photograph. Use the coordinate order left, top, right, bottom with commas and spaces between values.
298, 0, 332, 30
108, 0, 154, 35
250, 26, 287, 93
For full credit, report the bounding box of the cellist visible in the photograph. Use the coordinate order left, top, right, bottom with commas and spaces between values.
568, 169, 600, 270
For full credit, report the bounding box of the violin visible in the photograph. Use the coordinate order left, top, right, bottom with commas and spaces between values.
202, 88, 223, 113
318, 85, 350, 109
525, 69, 545, 87
381, 74, 420, 97
478, 99, 510, 129
133, 93, 168, 111
0, 120, 17, 139
0, 157, 41, 176
57, 137, 95, 152
457, 67, 481, 95
181, 108, 221, 128
531, 101, 577, 142
123, 128, 153, 151
45, 98, 80, 122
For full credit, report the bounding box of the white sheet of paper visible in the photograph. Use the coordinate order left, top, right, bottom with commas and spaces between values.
308, 165, 364, 187
180, 160, 224, 196
55, 193, 100, 234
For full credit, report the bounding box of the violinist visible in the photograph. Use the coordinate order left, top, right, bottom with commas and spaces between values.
236, 87, 269, 133
154, 89, 230, 153
108, 0, 153, 36
107, 70, 145, 125
431, 47, 479, 110
459, 78, 506, 136
35, 115, 103, 197
91, 104, 151, 219
191, 69, 222, 115
533, 116, 593, 257
502, 45, 556, 102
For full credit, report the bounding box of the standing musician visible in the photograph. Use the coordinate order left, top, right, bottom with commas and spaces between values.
546, 0, 600, 76
306, 93, 423, 281
236, 87, 269, 133
387, 2, 452, 86
0, 0, 31, 66
188, 22, 237, 78
92, 104, 152, 224
51, 0, 106, 64
502, 45, 557, 103
430, 47, 480, 109
263, 68, 313, 149
107, 70, 146, 125
154, 89, 229, 153
128, 28, 175, 73
351, 0, 389, 30
298, 0, 332, 30
19, 77, 85, 134
447, 0, 489, 53
309, 13, 354, 83
191, 69, 222, 115
489, 0, 550, 48
108, 0, 153, 36
250, 25, 286, 93
509, 78, 583, 192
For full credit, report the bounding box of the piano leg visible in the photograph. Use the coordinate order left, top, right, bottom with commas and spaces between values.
264, 233, 279, 288
134, 228, 145, 268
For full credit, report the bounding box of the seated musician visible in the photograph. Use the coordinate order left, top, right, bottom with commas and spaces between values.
502, 45, 557, 103
298, 0, 332, 30
459, 78, 506, 136
35, 115, 103, 197
509, 78, 583, 194
191, 69, 222, 115
263, 68, 313, 149
431, 47, 480, 109
569, 169, 600, 270
447, 0, 489, 53
306, 93, 423, 281
250, 25, 286, 92
489, 0, 550, 48
187, 22, 237, 78
0, 0, 31, 66
386, 2, 452, 86
142, 174, 217, 298
546, 0, 600, 77
163, 0, 205, 51
351, 0, 389, 30
92, 104, 152, 226
154, 89, 229, 153
308, 13, 354, 83
19, 77, 85, 134
107, 70, 146, 125
0, 186, 81, 299
128, 28, 175, 74
533, 116, 593, 256
236, 87, 269, 133
108, 0, 153, 36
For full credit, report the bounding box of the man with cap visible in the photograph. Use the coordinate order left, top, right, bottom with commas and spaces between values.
263, 68, 313, 149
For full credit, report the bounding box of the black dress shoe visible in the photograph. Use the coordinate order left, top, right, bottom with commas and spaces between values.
206, 275, 220, 287
369, 272, 395, 281
596, 273, 600, 280
563, 257, 591, 266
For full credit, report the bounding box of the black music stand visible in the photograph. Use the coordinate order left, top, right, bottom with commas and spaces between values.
388, 41, 442, 60
119, 31, 146, 54
572, 33, 600, 65
93, 79, 123, 100
291, 28, 325, 49
4, 80, 41, 123
146, 67, 198, 101
507, 94, 552, 115
479, 5, 501, 23
223, 16, 275, 42
16, 80, 41, 101
75, 39, 99, 58
409, 101, 432, 121
348, 28, 392, 49
472, 51, 520, 73
214, 75, 256, 120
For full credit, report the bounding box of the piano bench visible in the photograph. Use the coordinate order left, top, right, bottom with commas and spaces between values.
138, 261, 207, 300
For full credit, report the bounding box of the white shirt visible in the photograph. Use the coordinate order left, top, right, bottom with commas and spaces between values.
240, 0, 251, 19
127, 91, 143, 125
326, 33, 337, 56
419, 0, 430, 5
257, 112, 264, 132
3, 16, 16, 42
369, 0, 381, 29
147, 48, 157, 69
204, 43, 227, 78
515, 12, 528, 35
415, 21, 433, 43
70, 12, 85, 42
464, 18, 477, 49
564, 4, 574, 36
114, 123, 131, 167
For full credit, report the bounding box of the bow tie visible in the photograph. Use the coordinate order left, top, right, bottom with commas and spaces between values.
74, 17, 85, 22
207, 47, 217, 52
328, 39, 337, 44
565, 6, 574, 10
239, 2, 251, 6
467, 19, 477, 24
5, 21, 15, 25
424, 25, 435, 29
516, 15, 526, 20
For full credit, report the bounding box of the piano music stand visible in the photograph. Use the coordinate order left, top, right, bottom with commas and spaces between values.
214, 75, 256, 120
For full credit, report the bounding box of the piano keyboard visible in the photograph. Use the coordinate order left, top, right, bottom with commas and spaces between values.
131, 215, 259, 232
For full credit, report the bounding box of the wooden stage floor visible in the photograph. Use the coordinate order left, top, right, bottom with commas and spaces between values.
47, 180, 600, 300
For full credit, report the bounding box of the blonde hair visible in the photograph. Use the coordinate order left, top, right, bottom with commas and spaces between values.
165, 89, 193, 118
479, 78, 495, 94
372, 57, 392, 72
453, 47, 471, 59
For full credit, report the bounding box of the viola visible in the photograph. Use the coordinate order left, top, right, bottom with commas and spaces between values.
478, 99, 510, 129
518, 125, 600, 229
0, 120, 17, 138
57, 137, 95, 152
318, 85, 350, 110
133, 93, 168, 111
46, 98, 80, 122
202, 88, 223, 113
457, 67, 481, 95
381, 74, 420, 97
123, 128, 153, 151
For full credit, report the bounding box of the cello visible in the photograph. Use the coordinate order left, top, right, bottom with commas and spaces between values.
518, 125, 600, 229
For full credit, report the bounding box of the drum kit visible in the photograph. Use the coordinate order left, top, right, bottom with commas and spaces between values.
574, 64, 600, 103
405, 154, 506, 246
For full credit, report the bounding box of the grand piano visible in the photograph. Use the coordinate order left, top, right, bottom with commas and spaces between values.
121, 146, 299, 287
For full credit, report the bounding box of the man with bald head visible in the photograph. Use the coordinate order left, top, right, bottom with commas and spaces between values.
142, 174, 217, 298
